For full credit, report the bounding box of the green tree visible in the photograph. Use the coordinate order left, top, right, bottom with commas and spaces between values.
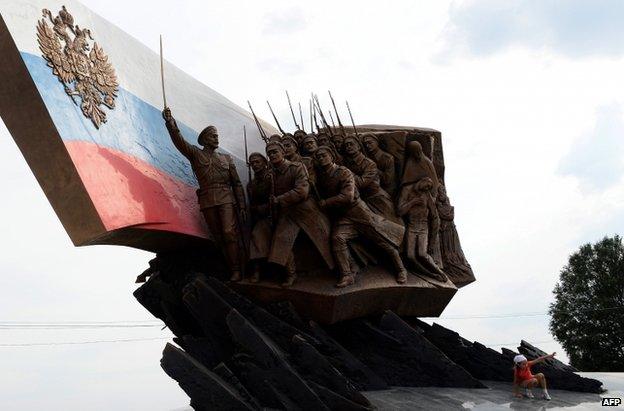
549, 235, 624, 371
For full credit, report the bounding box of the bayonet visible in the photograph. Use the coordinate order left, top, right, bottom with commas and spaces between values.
285, 91, 301, 131
346, 100, 359, 139
309, 99, 314, 132
328, 90, 346, 136
298, 102, 305, 133
313, 94, 333, 137
243, 125, 251, 184
247, 100, 268, 142
267, 100, 285, 134
312, 98, 321, 133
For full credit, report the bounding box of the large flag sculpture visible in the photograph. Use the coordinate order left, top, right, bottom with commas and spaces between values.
0, 0, 275, 251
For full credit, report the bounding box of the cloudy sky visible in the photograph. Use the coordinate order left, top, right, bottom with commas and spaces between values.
2, 0, 624, 409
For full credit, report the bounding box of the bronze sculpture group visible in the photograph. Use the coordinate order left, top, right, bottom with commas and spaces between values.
162, 99, 469, 289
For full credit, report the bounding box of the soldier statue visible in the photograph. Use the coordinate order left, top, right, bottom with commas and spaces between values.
300, 134, 319, 157
281, 135, 315, 184
162, 108, 246, 281
246, 152, 272, 283
342, 136, 399, 223
293, 129, 307, 146
314, 146, 407, 287
362, 133, 397, 197
317, 132, 331, 148
264, 141, 334, 287
331, 131, 345, 155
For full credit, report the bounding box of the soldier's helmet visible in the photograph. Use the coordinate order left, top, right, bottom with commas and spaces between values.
314, 145, 337, 162
268, 134, 282, 143
293, 129, 307, 139
198, 125, 218, 145
361, 132, 378, 143
343, 135, 364, 152
265, 141, 285, 153
281, 135, 298, 148
248, 152, 268, 164
301, 134, 318, 144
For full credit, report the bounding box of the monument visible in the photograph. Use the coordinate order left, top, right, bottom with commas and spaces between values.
1, 1, 602, 410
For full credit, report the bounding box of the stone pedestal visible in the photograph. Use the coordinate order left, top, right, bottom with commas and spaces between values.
232, 267, 457, 324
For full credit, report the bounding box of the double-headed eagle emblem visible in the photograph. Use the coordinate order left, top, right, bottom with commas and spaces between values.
37, 6, 118, 128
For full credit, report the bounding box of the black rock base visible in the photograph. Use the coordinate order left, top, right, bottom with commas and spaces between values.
134, 254, 604, 410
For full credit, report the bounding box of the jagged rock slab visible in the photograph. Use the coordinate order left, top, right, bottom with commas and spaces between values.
327, 316, 484, 388
309, 382, 372, 411
518, 340, 578, 373
290, 334, 372, 408
134, 269, 206, 338
378, 312, 485, 388
411, 320, 515, 382
213, 363, 262, 410
266, 301, 388, 391
229, 353, 300, 410
160, 343, 255, 411
174, 335, 226, 370
307, 321, 389, 391
208, 277, 389, 391
226, 309, 330, 410
410, 320, 604, 393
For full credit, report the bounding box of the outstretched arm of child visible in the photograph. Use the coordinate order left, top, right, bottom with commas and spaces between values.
528, 352, 556, 366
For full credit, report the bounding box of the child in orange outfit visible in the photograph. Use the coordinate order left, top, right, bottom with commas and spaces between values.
512, 352, 556, 400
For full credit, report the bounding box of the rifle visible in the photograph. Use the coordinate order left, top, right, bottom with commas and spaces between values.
313, 94, 334, 137
301, 162, 321, 202
345, 100, 359, 139
267, 100, 285, 135
312, 98, 321, 133
329, 110, 336, 130
268, 167, 277, 229
328, 90, 347, 136
309, 99, 314, 132
248, 102, 278, 226
247, 100, 268, 142
285, 91, 301, 131
234, 125, 251, 260
243, 125, 251, 184
298, 102, 305, 133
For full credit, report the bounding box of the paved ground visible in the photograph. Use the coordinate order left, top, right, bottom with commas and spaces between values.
364, 373, 624, 410
172, 373, 623, 410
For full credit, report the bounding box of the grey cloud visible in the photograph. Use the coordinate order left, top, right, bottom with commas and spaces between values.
441, 0, 624, 58
558, 103, 624, 191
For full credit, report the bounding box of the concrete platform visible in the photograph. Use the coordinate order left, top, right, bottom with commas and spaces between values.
231, 266, 457, 324
364, 373, 624, 410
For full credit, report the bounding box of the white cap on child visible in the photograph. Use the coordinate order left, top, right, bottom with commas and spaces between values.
514, 354, 528, 364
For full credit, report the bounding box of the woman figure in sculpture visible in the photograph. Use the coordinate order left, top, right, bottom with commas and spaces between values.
512, 353, 556, 400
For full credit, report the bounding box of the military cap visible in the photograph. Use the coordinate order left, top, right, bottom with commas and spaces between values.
265, 141, 285, 153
